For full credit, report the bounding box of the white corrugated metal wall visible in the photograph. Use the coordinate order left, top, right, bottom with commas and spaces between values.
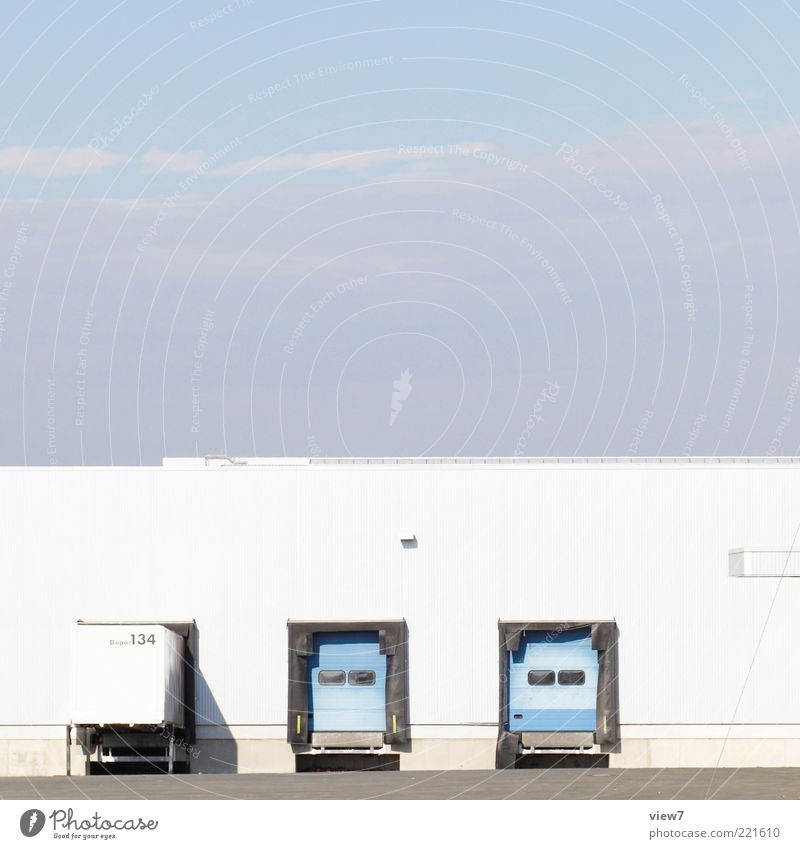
1, 460, 799, 734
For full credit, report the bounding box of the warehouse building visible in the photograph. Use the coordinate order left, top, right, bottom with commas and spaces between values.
1, 456, 799, 776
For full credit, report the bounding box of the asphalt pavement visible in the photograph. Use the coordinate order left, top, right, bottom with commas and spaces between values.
0, 768, 797, 800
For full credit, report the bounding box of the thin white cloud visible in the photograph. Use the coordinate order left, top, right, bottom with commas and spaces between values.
140, 148, 209, 173
216, 147, 409, 176
0, 146, 126, 177
0, 140, 500, 181
220, 142, 495, 176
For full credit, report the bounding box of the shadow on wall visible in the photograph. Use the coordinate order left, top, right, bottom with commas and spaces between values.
296, 753, 400, 772
193, 626, 238, 774
390, 621, 412, 755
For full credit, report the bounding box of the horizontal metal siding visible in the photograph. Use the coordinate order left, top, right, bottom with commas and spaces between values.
508, 630, 598, 732
309, 633, 387, 732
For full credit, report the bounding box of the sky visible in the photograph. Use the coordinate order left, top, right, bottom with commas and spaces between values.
1, 0, 800, 463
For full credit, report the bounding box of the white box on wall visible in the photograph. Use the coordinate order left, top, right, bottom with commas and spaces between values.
728, 548, 800, 577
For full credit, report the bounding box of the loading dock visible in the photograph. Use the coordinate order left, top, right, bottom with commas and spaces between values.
287, 620, 408, 763
309, 631, 388, 744
68, 621, 196, 775
508, 627, 599, 744
497, 621, 619, 768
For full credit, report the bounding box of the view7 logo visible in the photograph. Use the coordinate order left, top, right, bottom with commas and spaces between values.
19, 809, 46, 837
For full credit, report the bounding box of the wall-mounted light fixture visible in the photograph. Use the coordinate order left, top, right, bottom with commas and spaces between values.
400, 531, 417, 549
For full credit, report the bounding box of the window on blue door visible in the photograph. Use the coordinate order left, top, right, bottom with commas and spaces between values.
557, 670, 586, 686
527, 669, 556, 686
318, 670, 346, 685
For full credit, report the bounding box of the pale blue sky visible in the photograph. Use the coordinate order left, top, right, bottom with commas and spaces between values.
1, 0, 799, 462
